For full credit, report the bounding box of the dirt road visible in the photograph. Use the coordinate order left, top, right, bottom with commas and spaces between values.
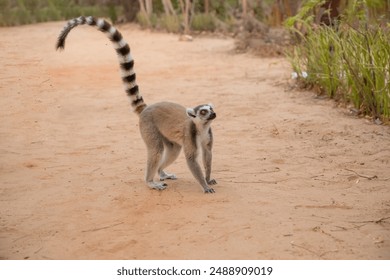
1, 21, 389, 260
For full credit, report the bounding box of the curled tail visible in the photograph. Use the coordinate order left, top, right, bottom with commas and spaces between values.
56, 16, 146, 115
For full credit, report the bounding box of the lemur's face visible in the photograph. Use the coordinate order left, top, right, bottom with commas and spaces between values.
186, 104, 216, 123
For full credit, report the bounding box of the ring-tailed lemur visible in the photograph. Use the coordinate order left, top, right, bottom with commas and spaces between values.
56, 16, 217, 193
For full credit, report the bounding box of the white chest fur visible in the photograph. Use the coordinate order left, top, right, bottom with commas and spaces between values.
195, 124, 211, 154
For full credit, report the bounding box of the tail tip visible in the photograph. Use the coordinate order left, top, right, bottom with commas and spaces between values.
56, 39, 65, 51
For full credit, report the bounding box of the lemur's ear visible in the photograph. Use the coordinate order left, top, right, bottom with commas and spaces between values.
186, 108, 196, 118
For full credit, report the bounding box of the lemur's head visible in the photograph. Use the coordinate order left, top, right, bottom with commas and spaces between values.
186, 104, 216, 124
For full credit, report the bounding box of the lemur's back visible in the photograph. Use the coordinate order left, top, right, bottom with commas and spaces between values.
140, 102, 188, 145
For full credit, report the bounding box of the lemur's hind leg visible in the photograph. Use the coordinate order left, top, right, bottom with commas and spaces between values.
140, 124, 167, 190
158, 141, 181, 181
145, 145, 168, 190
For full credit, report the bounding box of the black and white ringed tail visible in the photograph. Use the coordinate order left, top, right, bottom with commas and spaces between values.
56, 16, 146, 114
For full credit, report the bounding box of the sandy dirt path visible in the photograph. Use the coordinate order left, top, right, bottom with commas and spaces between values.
0, 21, 389, 260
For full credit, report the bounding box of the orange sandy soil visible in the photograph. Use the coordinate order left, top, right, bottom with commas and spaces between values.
0, 21, 389, 260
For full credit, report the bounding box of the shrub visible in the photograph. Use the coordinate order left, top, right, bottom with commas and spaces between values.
191, 13, 216, 32
160, 14, 181, 33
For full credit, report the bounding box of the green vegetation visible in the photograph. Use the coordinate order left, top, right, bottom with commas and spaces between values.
0, 0, 297, 32
286, 0, 390, 121
0, 0, 121, 26
135, 0, 294, 33
2, 0, 389, 121
191, 13, 216, 32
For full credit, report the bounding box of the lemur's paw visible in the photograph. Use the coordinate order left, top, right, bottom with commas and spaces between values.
207, 179, 217, 185
148, 182, 168, 190
159, 171, 177, 181
204, 187, 215, 194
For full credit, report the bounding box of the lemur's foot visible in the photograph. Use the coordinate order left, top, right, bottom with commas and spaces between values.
148, 181, 168, 190
207, 179, 217, 185
159, 170, 177, 181
204, 187, 215, 194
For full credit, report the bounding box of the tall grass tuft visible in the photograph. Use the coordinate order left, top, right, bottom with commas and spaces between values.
191, 13, 216, 32
340, 24, 390, 119
287, 20, 390, 121
160, 14, 181, 33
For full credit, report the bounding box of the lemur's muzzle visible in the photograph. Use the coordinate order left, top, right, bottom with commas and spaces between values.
208, 112, 216, 120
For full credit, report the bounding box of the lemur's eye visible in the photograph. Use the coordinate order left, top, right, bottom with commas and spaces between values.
200, 109, 208, 115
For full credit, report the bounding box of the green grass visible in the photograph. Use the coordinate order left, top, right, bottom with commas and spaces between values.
160, 14, 181, 33
136, 12, 218, 33
340, 24, 390, 119
191, 13, 216, 32
0, 0, 121, 26
287, 23, 390, 121
285, 0, 390, 121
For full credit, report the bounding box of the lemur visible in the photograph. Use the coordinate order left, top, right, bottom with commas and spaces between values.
56, 16, 217, 193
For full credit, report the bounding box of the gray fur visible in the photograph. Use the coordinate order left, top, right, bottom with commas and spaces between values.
140, 102, 217, 193
57, 17, 217, 193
